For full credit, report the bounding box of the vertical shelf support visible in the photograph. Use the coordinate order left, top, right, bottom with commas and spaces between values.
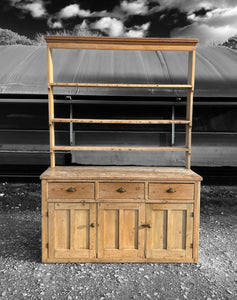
47, 46, 55, 167
171, 105, 175, 146
186, 50, 196, 169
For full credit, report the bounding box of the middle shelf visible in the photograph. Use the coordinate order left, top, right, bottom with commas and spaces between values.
52, 118, 191, 125
49, 82, 193, 89
53, 146, 189, 152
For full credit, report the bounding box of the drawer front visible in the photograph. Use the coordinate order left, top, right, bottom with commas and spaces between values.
99, 183, 145, 200
149, 183, 194, 200
48, 182, 94, 200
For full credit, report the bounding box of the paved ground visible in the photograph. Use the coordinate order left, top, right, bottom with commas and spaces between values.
0, 183, 236, 299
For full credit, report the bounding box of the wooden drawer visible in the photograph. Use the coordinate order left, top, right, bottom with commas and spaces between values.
99, 182, 145, 200
149, 183, 194, 200
48, 182, 94, 200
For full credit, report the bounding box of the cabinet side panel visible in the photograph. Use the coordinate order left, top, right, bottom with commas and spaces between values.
41, 180, 48, 262
193, 181, 201, 262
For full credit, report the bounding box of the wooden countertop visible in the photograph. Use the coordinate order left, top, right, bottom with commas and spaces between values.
40, 166, 202, 181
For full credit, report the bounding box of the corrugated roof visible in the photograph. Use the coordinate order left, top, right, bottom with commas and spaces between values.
0, 45, 236, 97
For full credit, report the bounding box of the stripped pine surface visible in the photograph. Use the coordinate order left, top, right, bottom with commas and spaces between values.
45, 36, 198, 169
42, 37, 201, 263
44, 36, 198, 51
41, 166, 202, 263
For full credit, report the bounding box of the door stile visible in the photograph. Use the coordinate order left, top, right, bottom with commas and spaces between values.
139, 203, 146, 258
89, 203, 97, 258
185, 204, 194, 259
48, 203, 55, 258
166, 209, 172, 250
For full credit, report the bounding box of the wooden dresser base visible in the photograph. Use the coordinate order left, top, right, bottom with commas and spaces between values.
40, 166, 202, 263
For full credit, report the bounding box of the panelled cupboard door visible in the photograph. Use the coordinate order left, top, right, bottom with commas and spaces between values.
146, 204, 194, 260
98, 203, 145, 259
48, 203, 96, 259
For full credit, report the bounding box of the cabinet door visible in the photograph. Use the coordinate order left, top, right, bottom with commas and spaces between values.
98, 203, 145, 259
146, 204, 194, 260
48, 203, 96, 259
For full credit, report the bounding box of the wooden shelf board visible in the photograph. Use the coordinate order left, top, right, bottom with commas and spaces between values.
52, 118, 190, 125
49, 82, 192, 89
53, 146, 189, 152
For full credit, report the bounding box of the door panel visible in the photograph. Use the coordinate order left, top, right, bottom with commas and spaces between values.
71, 209, 90, 250
104, 209, 119, 249
121, 209, 138, 250
98, 203, 145, 259
48, 203, 96, 259
146, 204, 193, 260
151, 209, 167, 250
55, 209, 70, 250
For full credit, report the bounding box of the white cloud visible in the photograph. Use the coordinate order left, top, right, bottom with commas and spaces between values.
23, 2, 46, 18
126, 30, 143, 37
174, 5, 237, 45
202, 6, 237, 28
47, 17, 63, 29
158, 0, 237, 13
121, 0, 148, 15
59, 4, 92, 19
90, 17, 150, 38
51, 21, 63, 29
11, 0, 46, 18
171, 23, 237, 46
126, 22, 150, 37
91, 17, 124, 37
188, 6, 237, 26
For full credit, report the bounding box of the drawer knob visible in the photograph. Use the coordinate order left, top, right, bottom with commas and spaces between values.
67, 187, 76, 192
142, 224, 151, 228
117, 187, 126, 193
90, 223, 95, 228
167, 188, 176, 193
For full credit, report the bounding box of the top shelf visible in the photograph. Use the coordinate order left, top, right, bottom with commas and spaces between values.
44, 36, 199, 51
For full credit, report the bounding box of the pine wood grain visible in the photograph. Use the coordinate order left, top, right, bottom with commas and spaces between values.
48, 203, 96, 259
40, 166, 202, 181
48, 182, 94, 200
146, 203, 193, 260
45, 36, 198, 168
99, 182, 145, 200
149, 183, 194, 200
52, 118, 190, 125
44, 36, 198, 51
50, 82, 192, 89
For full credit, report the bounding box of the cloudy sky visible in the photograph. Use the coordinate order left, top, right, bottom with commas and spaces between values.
0, 0, 237, 45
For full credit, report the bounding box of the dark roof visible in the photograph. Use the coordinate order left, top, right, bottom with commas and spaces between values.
0, 45, 236, 98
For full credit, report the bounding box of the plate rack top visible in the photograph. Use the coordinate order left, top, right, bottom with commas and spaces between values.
44, 35, 198, 51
